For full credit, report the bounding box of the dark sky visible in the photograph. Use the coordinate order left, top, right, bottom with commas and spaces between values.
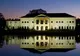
0, 0, 80, 19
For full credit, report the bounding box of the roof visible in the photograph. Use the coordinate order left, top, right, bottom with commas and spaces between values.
6, 19, 20, 21
21, 13, 75, 18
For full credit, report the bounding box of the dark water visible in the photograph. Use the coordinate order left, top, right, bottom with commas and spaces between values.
0, 35, 80, 56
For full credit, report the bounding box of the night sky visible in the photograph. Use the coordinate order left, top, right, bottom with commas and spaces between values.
0, 0, 80, 19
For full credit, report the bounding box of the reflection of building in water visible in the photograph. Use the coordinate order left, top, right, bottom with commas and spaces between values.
5, 9, 76, 31
5, 35, 75, 52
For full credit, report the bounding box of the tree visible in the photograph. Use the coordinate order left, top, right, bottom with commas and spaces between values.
0, 13, 6, 31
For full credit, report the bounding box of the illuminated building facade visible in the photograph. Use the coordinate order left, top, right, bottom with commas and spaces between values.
6, 9, 76, 31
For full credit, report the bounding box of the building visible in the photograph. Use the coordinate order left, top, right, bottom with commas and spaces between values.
5, 35, 75, 52
6, 9, 76, 31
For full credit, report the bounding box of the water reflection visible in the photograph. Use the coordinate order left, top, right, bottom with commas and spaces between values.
3, 35, 76, 53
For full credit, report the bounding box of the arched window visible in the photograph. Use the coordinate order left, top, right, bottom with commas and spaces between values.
41, 26, 43, 31
41, 20, 43, 24
45, 26, 48, 30
36, 26, 39, 30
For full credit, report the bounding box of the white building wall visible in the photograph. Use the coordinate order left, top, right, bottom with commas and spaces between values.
49, 17, 76, 30
6, 21, 20, 29
20, 18, 34, 29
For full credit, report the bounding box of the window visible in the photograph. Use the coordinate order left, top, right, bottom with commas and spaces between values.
13, 27, 14, 29
45, 20, 48, 24
41, 36, 43, 40
72, 26, 74, 29
62, 26, 63, 29
27, 43, 29, 44
51, 43, 53, 45
72, 21, 74, 23
36, 26, 39, 30
22, 43, 24, 44
62, 21, 63, 23
41, 20, 43, 24
32, 21, 34, 23
51, 21, 53, 23
45, 42, 48, 46
41, 26, 43, 31
22, 21, 23, 23
27, 21, 29, 23
25, 21, 26, 23
32, 43, 34, 45
67, 26, 68, 29
37, 36, 38, 40
69, 21, 71, 23
56, 21, 58, 23
41, 42, 44, 46
36, 20, 39, 24
69, 26, 71, 29
36, 42, 39, 46
59, 26, 60, 29
72, 43, 74, 45
24, 26, 26, 29
45, 26, 48, 30
59, 21, 60, 23
45, 36, 48, 40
